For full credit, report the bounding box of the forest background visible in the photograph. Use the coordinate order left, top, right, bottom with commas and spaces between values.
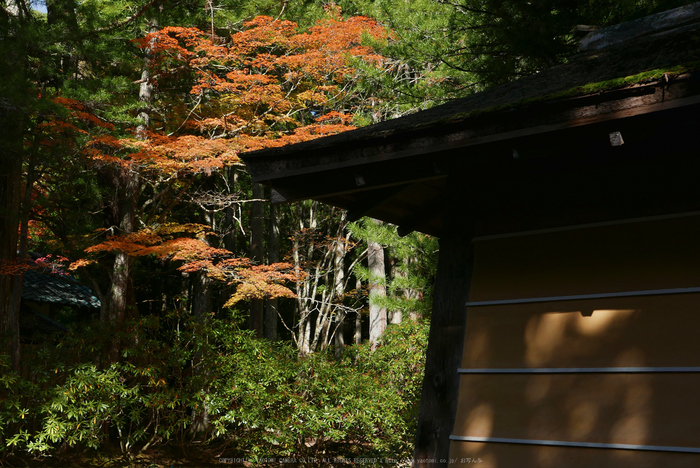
0, 0, 692, 466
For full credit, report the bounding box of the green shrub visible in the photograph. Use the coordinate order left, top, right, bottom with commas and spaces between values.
0, 313, 428, 465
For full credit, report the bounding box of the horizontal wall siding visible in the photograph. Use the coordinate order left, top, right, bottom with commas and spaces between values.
452, 215, 700, 466
452, 373, 700, 446
461, 294, 700, 369
449, 440, 700, 468
468, 215, 700, 302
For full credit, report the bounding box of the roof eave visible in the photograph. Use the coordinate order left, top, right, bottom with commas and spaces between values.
244, 75, 700, 189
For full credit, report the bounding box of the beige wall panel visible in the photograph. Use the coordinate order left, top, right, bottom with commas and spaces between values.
453, 373, 700, 448
455, 216, 700, 466
462, 294, 700, 368
469, 216, 700, 302
449, 440, 700, 468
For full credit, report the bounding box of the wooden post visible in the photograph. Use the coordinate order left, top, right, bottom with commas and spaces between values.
413, 174, 474, 467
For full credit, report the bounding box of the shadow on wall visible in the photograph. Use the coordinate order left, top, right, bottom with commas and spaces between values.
453, 295, 700, 468
449, 215, 700, 467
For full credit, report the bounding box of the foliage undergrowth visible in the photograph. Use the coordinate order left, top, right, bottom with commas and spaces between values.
0, 313, 428, 466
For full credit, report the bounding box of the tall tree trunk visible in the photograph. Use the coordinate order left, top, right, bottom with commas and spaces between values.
332, 228, 347, 356
106, 169, 138, 332
367, 238, 387, 349
103, 16, 156, 359
354, 276, 362, 345
8, 155, 35, 370
0, 0, 26, 368
248, 182, 265, 337
264, 201, 280, 340
300, 319, 311, 355
334, 317, 345, 358
389, 256, 403, 324
100, 174, 137, 334
292, 206, 309, 355
0, 115, 23, 369
190, 214, 213, 437
136, 18, 156, 139
293, 202, 316, 356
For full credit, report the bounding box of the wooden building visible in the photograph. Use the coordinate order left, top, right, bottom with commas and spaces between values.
241, 4, 700, 467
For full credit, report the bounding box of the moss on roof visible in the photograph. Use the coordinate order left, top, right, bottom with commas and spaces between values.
441, 62, 699, 124
545, 63, 695, 97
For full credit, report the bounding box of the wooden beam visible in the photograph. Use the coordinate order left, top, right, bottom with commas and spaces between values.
265, 160, 445, 205
413, 234, 473, 468
346, 185, 411, 221
396, 193, 445, 237
413, 174, 474, 467
247, 81, 700, 183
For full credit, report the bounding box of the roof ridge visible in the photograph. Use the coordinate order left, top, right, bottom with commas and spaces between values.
580, 2, 700, 51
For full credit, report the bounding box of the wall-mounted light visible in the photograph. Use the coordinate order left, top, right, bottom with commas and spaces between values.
609, 131, 624, 146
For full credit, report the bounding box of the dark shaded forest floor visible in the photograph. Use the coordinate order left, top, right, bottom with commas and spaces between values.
3, 443, 243, 468
3, 442, 394, 467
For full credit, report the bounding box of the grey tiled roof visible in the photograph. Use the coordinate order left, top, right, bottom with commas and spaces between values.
22, 268, 101, 309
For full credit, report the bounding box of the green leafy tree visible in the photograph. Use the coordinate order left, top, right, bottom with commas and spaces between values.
350, 218, 439, 324
15, 3, 392, 366
330, 0, 697, 119
346, 0, 477, 117
428, 0, 695, 86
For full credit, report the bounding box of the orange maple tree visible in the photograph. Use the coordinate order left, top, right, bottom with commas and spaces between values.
73, 6, 386, 179
73, 223, 303, 304
135, 7, 387, 149
40, 9, 389, 310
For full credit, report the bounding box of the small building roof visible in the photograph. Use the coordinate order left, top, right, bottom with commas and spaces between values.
242, 4, 700, 236
22, 267, 101, 309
